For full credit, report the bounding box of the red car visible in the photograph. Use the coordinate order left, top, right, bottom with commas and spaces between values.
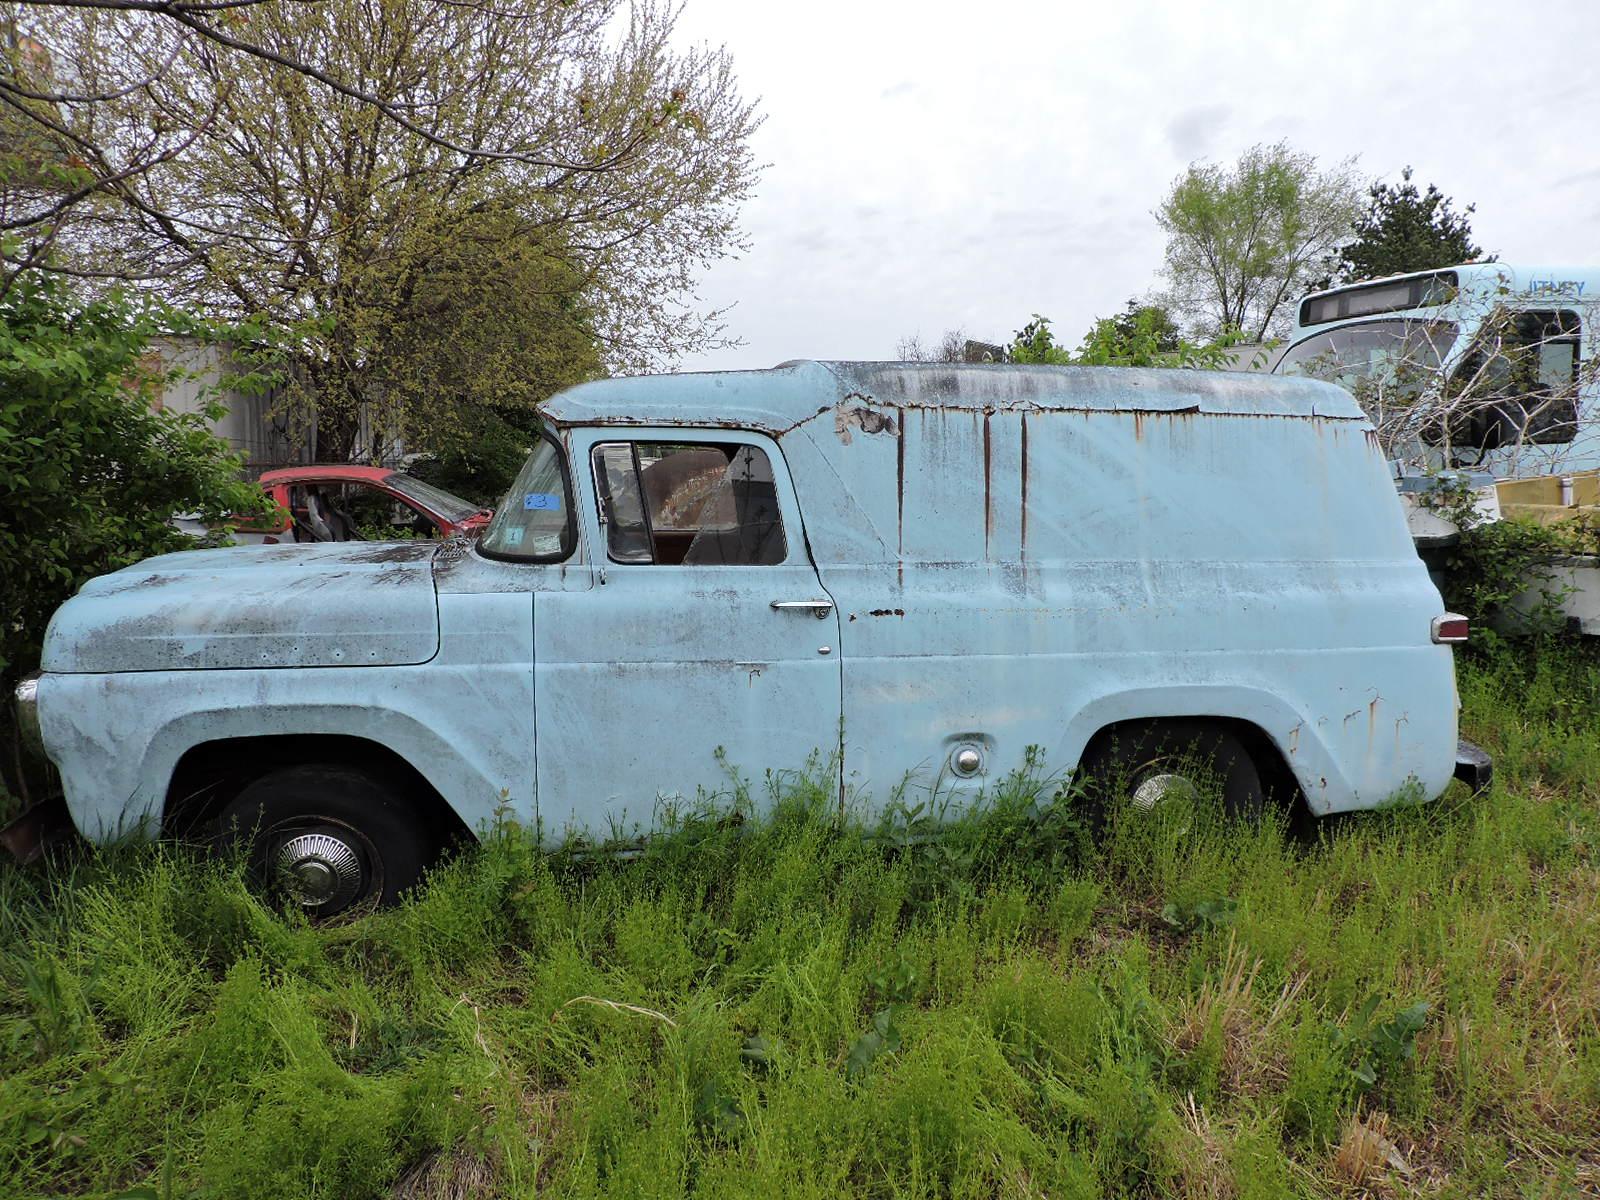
235, 465, 493, 544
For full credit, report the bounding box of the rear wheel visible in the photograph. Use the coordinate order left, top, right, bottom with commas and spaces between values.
1076, 720, 1265, 824
215, 764, 438, 915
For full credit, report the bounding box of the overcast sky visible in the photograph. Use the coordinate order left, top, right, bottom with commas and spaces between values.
670, 0, 1600, 371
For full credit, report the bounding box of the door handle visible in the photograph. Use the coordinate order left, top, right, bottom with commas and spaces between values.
770, 599, 834, 619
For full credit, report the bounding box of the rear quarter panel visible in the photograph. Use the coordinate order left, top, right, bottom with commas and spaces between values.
780, 399, 1456, 814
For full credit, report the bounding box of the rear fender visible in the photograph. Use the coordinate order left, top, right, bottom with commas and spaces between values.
1059, 685, 1351, 814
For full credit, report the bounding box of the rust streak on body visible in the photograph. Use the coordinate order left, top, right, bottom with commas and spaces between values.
897, 406, 905, 588
1020, 413, 1029, 559
983, 412, 993, 557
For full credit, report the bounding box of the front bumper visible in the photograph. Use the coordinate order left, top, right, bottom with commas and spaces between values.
1453, 737, 1493, 794
4, 672, 72, 863
12, 672, 45, 773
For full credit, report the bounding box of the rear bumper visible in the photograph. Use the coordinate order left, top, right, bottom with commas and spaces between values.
1454, 738, 1493, 794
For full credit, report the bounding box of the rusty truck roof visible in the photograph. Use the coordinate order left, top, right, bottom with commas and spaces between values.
538, 360, 1365, 434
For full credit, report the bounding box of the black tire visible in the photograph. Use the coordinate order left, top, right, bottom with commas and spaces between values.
216, 764, 437, 915
1076, 720, 1265, 824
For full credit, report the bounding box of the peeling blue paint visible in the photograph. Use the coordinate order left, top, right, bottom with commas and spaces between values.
36, 363, 1460, 845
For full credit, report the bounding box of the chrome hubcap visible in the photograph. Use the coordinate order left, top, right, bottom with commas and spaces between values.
1131, 771, 1198, 812
274, 830, 364, 910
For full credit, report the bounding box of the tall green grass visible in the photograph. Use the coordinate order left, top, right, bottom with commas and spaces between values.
2, 644, 1598, 1198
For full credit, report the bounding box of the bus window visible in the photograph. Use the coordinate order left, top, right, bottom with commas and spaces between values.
1298, 270, 1458, 325
1446, 309, 1581, 447
1536, 330, 1580, 390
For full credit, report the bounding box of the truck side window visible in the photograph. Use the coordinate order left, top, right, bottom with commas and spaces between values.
592, 443, 653, 563
591, 441, 787, 566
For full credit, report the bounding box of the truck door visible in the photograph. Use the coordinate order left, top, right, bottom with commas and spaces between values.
532, 429, 842, 840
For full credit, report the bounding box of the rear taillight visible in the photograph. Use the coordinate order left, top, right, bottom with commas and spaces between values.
1431, 614, 1470, 644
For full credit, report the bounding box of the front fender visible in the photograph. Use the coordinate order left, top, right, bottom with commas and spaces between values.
144, 705, 510, 835
38, 665, 533, 842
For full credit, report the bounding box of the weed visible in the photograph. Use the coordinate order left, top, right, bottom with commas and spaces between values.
843, 1009, 901, 1083
1160, 896, 1239, 935
1329, 996, 1431, 1091
1, 647, 1599, 1194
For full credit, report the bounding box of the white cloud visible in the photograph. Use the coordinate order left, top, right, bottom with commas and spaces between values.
1166, 104, 1233, 160
670, 0, 1600, 370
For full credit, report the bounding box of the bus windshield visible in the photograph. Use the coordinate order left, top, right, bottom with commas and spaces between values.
1278, 320, 1458, 392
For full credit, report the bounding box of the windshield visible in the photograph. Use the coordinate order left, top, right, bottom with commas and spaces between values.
1277, 320, 1457, 392
477, 432, 574, 561
384, 473, 480, 523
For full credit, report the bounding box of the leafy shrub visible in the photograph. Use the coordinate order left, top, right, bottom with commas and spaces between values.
0, 267, 270, 806
1417, 477, 1579, 633
1008, 310, 1246, 370
404, 410, 534, 508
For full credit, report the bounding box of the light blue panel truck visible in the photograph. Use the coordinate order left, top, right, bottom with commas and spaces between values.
13, 363, 1488, 912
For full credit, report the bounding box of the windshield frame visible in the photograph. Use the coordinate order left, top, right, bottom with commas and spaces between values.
382, 472, 480, 524
475, 427, 578, 563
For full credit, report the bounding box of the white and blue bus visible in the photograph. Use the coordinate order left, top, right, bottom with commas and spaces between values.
1274, 263, 1599, 478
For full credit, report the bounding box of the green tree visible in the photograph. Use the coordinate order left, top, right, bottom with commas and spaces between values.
0, 262, 269, 793
1008, 306, 1236, 369
358, 208, 605, 463
1330, 167, 1484, 284
1156, 141, 1362, 341
2, 0, 759, 460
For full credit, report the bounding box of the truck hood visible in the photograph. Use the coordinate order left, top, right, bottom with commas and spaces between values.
42, 542, 440, 674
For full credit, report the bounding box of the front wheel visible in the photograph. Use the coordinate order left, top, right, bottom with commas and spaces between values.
216, 764, 438, 915
1075, 720, 1265, 825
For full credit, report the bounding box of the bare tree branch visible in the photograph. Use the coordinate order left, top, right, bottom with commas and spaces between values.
1, 0, 760, 457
